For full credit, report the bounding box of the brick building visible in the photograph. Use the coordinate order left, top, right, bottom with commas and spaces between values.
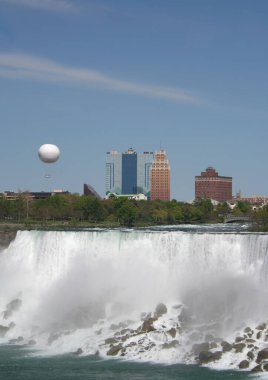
195, 167, 232, 202
150, 150, 170, 201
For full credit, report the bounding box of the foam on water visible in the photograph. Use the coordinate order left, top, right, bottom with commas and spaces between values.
0, 228, 268, 371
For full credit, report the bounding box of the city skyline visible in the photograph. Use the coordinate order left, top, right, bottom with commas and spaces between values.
0, 1, 268, 200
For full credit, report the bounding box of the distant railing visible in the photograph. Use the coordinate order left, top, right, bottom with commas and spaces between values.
224, 215, 251, 223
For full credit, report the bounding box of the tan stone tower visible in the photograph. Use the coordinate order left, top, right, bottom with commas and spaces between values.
150, 150, 170, 201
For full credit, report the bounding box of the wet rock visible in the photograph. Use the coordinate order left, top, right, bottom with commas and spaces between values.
28, 339, 36, 346
121, 335, 130, 342
107, 344, 122, 356
252, 364, 263, 372
9, 336, 23, 344
221, 341, 232, 352
3, 299, 22, 320
235, 336, 245, 343
233, 343, 246, 353
256, 323, 266, 331
239, 360, 249, 369
263, 362, 268, 371
47, 333, 61, 345
256, 331, 262, 340
192, 342, 210, 356
199, 350, 222, 363
244, 327, 252, 334
140, 318, 156, 333
73, 348, 83, 355
209, 342, 217, 349
246, 338, 256, 343
162, 340, 179, 349
256, 348, 268, 364
105, 337, 118, 345
154, 303, 167, 318
247, 351, 254, 360
167, 328, 176, 338
198, 351, 214, 363
125, 341, 137, 348
0, 325, 10, 337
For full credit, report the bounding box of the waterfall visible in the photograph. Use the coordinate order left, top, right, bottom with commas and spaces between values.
0, 229, 268, 368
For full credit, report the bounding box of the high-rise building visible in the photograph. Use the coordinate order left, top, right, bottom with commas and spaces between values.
105, 149, 154, 196
195, 167, 232, 202
105, 151, 122, 195
122, 148, 137, 194
150, 150, 170, 201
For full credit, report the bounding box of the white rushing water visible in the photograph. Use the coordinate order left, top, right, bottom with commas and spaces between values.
0, 228, 268, 371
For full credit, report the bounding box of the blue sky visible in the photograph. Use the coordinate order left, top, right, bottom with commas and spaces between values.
0, 0, 267, 200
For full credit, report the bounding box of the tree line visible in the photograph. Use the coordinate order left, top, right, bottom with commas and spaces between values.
1, 194, 267, 229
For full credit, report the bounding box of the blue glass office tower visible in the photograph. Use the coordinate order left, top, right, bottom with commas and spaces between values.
122, 148, 137, 194
106, 149, 154, 195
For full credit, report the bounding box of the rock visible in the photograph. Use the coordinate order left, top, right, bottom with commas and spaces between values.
9, 336, 23, 344
233, 343, 246, 353
263, 362, 268, 371
154, 303, 167, 318
3, 299, 22, 320
239, 360, 249, 369
192, 342, 210, 355
140, 318, 156, 333
199, 351, 214, 363
28, 339, 36, 346
209, 342, 217, 349
121, 335, 130, 342
246, 338, 256, 343
244, 327, 252, 334
107, 344, 122, 356
256, 348, 268, 364
47, 333, 61, 345
162, 340, 179, 349
235, 336, 245, 343
252, 364, 263, 372
167, 328, 176, 338
256, 323, 266, 330
256, 331, 262, 340
125, 341, 137, 348
198, 350, 222, 363
73, 348, 83, 355
0, 325, 10, 337
221, 341, 232, 352
105, 337, 118, 345
247, 351, 254, 360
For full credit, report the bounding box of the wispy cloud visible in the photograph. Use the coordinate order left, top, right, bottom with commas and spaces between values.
0, 0, 77, 13
0, 53, 201, 104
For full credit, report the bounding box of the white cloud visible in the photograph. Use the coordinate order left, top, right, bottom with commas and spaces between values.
0, 52, 200, 104
0, 0, 77, 12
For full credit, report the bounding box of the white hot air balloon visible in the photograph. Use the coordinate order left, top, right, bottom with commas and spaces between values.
38, 144, 60, 163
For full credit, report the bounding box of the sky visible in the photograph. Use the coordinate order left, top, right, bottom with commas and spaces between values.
0, 0, 267, 200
